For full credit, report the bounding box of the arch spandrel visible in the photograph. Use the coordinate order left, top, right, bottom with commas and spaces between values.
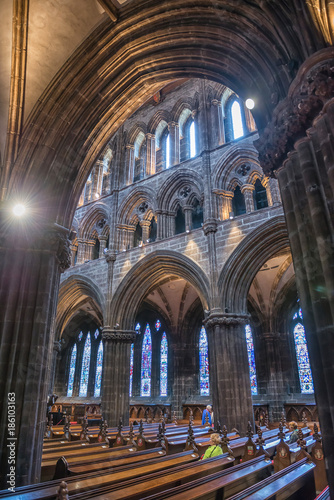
5, 1, 325, 226
110, 250, 210, 329
218, 216, 290, 313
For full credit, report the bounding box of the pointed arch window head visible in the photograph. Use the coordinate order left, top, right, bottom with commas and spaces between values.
129, 343, 134, 397
160, 332, 168, 396
141, 324, 152, 396
79, 333, 91, 397
199, 326, 210, 395
94, 340, 103, 397
231, 101, 244, 139
245, 325, 258, 395
190, 121, 196, 158
67, 344, 77, 397
292, 309, 314, 394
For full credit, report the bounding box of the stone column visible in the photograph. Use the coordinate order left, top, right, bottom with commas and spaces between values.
140, 220, 151, 243
183, 205, 193, 232
155, 210, 163, 241
125, 145, 135, 185
76, 239, 85, 264
48, 340, 62, 399
241, 184, 255, 213
268, 177, 281, 205
145, 133, 156, 176
98, 235, 108, 258
259, 332, 285, 421
255, 49, 334, 492
168, 122, 180, 166
86, 240, 95, 261
102, 329, 137, 426
210, 99, 225, 147
204, 313, 254, 434
84, 180, 92, 204
213, 189, 233, 220
202, 219, 220, 309
0, 225, 71, 488
91, 159, 104, 200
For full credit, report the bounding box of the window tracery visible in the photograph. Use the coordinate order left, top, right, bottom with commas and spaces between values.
199, 326, 210, 395
79, 333, 91, 397
292, 308, 314, 394
245, 324, 258, 395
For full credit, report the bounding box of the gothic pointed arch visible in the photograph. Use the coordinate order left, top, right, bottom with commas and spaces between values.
117, 187, 157, 225
157, 169, 204, 211
213, 143, 261, 190
110, 250, 210, 330
79, 202, 109, 239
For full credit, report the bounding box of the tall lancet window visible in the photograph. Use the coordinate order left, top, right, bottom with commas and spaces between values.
231, 100, 244, 139
79, 333, 91, 397
292, 308, 314, 394
245, 324, 258, 395
160, 332, 168, 396
166, 134, 170, 168
67, 344, 77, 397
190, 121, 196, 158
129, 343, 134, 397
94, 340, 103, 397
141, 324, 152, 396
199, 326, 210, 395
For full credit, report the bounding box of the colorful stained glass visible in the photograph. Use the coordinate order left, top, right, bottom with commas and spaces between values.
293, 320, 314, 394
160, 332, 168, 396
79, 333, 91, 397
293, 312, 298, 320
67, 344, 77, 397
78, 331, 83, 341
135, 323, 141, 332
245, 325, 258, 395
129, 343, 134, 397
94, 340, 103, 397
199, 326, 210, 395
155, 319, 161, 331
94, 329, 99, 339
141, 324, 152, 396
298, 308, 303, 319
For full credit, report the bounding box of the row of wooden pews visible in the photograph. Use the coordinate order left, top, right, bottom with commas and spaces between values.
1, 419, 328, 499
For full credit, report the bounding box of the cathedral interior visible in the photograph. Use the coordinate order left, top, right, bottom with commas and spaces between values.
0, 0, 334, 496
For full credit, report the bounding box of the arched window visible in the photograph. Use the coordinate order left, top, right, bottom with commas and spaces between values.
199, 326, 210, 395
141, 324, 152, 396
190, 121, 196, 158
67, 344, 77, 397
245, 325, 258, 395
231, 101, 244, 139
175, 206, 185, 234
160, 332, 168, 396
232, 185, 246, 216
292, 308, 314, 394
192, 199, 203, 229
79, 333, 91, 397
94, 340, 103, 397
253, 179, 268, 210
129, 343, 134, 397
133, 221, 142, 248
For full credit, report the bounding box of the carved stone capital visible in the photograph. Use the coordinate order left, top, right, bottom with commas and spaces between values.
104, 249, 117, 263
255, 48, 334, 175
53, 340, 62, 353
204, 312, 250, 328
102, 327, 137, 342
202, 218, 218, 235
34, 225, 71, 273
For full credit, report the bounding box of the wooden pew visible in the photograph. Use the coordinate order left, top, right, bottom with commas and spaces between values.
0, 450, 199, 499
227, 458, 316, 500
79, 455, 270, 500
315, 486, 330, 500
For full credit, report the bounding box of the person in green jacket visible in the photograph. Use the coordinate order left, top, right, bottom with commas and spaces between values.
202, 433, 223, 459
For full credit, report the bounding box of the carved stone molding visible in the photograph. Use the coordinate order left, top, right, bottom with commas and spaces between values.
102, 328, 137, 342
255, 48, 334, 175
32, 226, 71, 273
202, 218, 218, 235
204, 312, 250, 328
104, 249, 117, 263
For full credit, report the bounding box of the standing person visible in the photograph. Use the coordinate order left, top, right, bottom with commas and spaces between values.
202, 405, 212, 425
202, 433, 223, 459
287, 421, 299, 444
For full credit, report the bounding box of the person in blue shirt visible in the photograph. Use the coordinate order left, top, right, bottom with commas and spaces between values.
202, 405, 212, 425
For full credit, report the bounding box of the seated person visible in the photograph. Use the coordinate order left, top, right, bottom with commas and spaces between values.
202, 433, 223, 459
202, 405, 212, 425
287, 421, 299, 444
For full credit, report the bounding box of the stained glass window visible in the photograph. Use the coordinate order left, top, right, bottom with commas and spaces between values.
231, 100, 244, 139
78, 331, 83, 341
94, 340, 103, 397
79, 333, 91, 397
293, 315, 314, 394
129, 343, 134, 397
245, 325, 258, 395
94, 329, 99, 339
155, 319, 161, 331
190, 121, 196, 158
199, 326, 210, 395
67, 344, 77, 397
141, 324, 152, 396
160, 332, 168, 396
135, 323, 141, 332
